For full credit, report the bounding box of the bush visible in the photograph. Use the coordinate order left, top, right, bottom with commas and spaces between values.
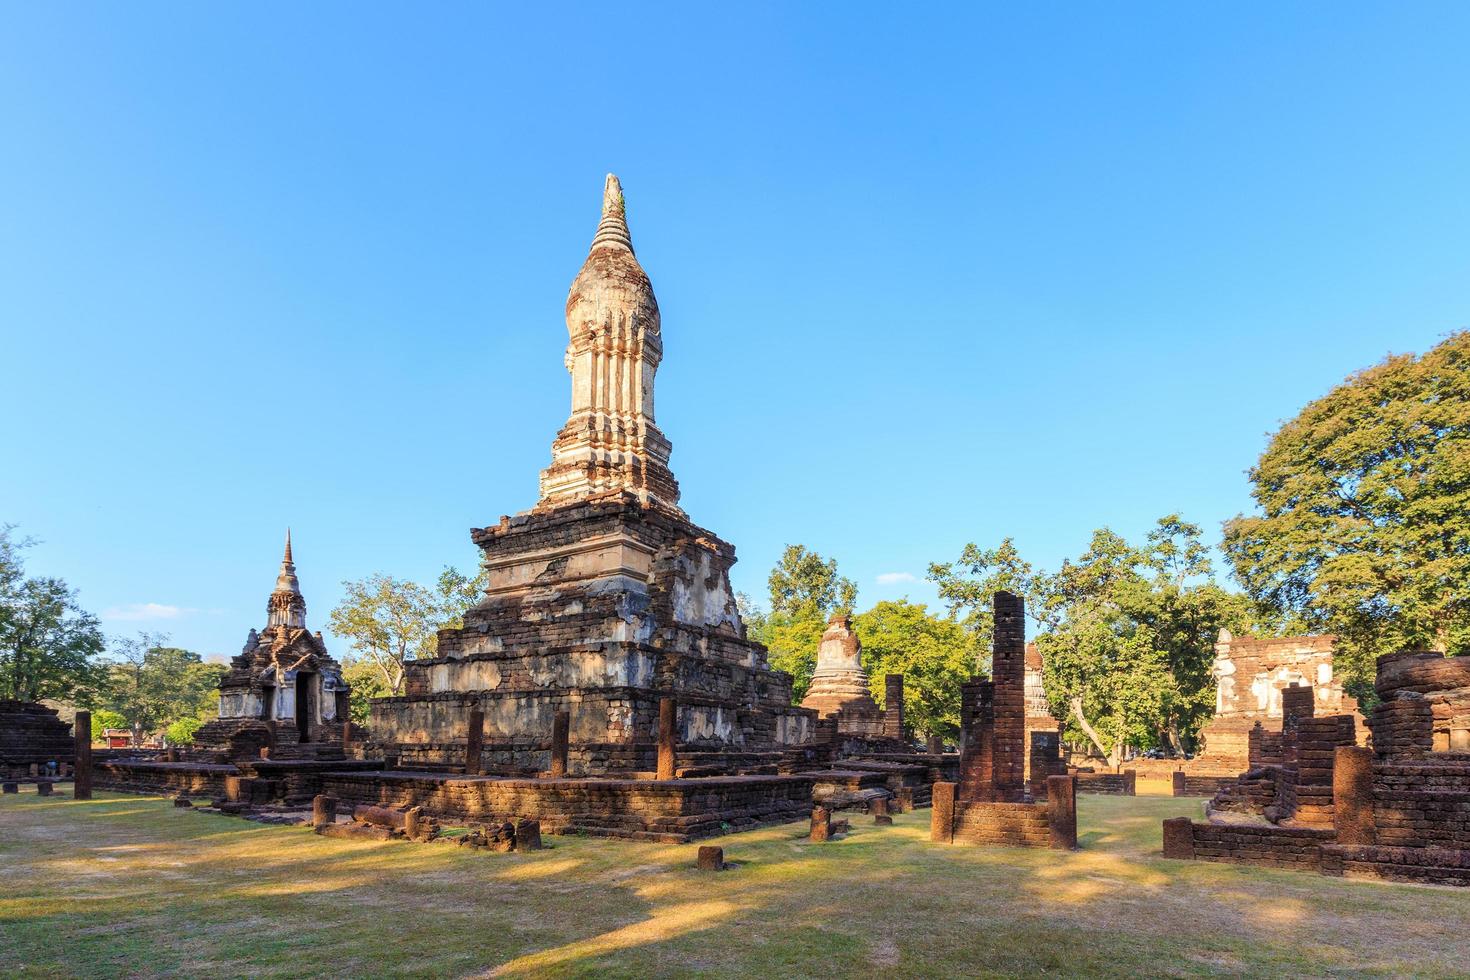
164, 716, 203, 746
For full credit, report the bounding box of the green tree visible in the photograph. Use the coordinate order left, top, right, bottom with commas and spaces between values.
928, 538, 1048, 670
1223, 332, 1470, 697
164, 716, 204, 745
0, 526, 107, 703
328, 564, 485, 698
852, 599, 971, 739
90, 709, 126, 740
768, 545, 856, 619
755, 546, 857, 702
103, 635, 225, 745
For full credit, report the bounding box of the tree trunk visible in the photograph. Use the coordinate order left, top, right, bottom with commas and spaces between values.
1069, 697, 1110, 762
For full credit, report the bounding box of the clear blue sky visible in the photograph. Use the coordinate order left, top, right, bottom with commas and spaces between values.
3, 4, 1467, 661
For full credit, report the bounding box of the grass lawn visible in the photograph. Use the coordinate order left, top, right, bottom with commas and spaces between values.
3, 790, 1467, 978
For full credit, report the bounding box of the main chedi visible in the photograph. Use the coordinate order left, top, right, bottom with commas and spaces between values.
368, 175, 815, 774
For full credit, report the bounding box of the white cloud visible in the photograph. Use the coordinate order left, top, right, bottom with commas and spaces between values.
876, 572, 918, 585
102, 603, 191, 622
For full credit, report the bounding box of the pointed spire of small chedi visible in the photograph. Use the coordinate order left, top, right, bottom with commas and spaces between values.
266, 529, 306, 629
538, 174, 682, 513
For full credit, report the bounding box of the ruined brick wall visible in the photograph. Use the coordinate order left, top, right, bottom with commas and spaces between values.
1027, 731, 1065, 799
1074, 771, 1135, 795
0, 701, 74, 777
1370, 758, 1470, 847
1277, 714, 1356, 827
93, 761, 236, 798
1164, 819, 1332, 870
950, 800, 1052, 847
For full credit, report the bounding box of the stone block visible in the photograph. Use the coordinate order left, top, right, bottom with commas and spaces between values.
2, 782, 17, 794
514, 818, 542, 851
1046, 775, 1077, 850
931, 781, 956, 844
697, 845, 724, 870
1333, 745, 1376, 845
313, 794, 338, 829
1162, 817, 1195, 859
36, 781, 52, 797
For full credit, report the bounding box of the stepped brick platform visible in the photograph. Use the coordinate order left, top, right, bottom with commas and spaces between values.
94, 759, 383, 803
1166, 650, 1470, 886
319, 770, 817, 842
1074, 770, 1136, 795
0, 701, 75, 779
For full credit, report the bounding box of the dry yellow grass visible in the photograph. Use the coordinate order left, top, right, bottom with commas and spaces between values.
2, 789, 1467, 978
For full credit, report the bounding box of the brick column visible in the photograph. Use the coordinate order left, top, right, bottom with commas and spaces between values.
549, 710, 570, 778
657, 697, 677, 780
1333, 745, 1376, 845
1161, 817, 1195, 859
958, 678, 994, 802
73, 710, 92, 800
926, 734, 943, 755
341, 720, 353, 753
991, 591, 1027, 801
1123, 769, 1137, 796
465, 706, 484, 775
1171, 770, 1186, 797
1046, 775, 1077, 850
930, 781, 956, 843
883, 674, 904, 739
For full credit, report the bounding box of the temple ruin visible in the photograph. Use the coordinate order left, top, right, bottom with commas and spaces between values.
1195, 630, 1360, 770
190, 532, 351, 762
1165, 649, 1470, 886
799, 613, 885, 737
366, 175, 815, 778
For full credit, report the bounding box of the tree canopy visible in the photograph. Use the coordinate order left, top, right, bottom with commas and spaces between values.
0, 525, 107, 703
329, 564, 486, 700
851, 599, 970, 739
747, 545, 858, 702
1223, 331, 1470, 696
102, 633, 225, 744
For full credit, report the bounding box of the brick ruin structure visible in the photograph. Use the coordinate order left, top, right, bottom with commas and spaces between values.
0, 701, 74, 780
1194, 630, 1360, 772
188, 533, 351, 763
86, 176, 956, 840
1164, 649, 1470, 886
931, 592, 1076, 849
799, 613, 899, 739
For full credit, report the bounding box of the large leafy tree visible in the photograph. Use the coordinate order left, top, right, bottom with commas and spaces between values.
852, 599, 970, 739
103, 634, 225, 745
928, 538, 1048, 670
329, 564, 486, 698
1223, 331, 1470, 696
0, 526, 107, 703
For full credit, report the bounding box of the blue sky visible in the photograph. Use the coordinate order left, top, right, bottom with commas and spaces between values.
3, 4, 1467, 660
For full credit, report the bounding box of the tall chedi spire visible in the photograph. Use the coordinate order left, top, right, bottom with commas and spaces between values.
538, 174, 682, 513
266, 529, 307, 629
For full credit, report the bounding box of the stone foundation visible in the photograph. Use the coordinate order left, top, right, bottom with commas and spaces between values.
319, 770, 816, 842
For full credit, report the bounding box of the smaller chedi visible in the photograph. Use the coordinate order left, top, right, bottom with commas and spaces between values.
190, 532, 350, 762
800, 614, 885, 737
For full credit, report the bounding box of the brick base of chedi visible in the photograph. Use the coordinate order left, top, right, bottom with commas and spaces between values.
368, 177, 814, 778
1165, 650, 1470, 886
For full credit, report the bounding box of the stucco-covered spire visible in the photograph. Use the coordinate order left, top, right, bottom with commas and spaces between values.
589, 174, 634, 254
537, 174, 682, 513
267, 530, 306, 629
